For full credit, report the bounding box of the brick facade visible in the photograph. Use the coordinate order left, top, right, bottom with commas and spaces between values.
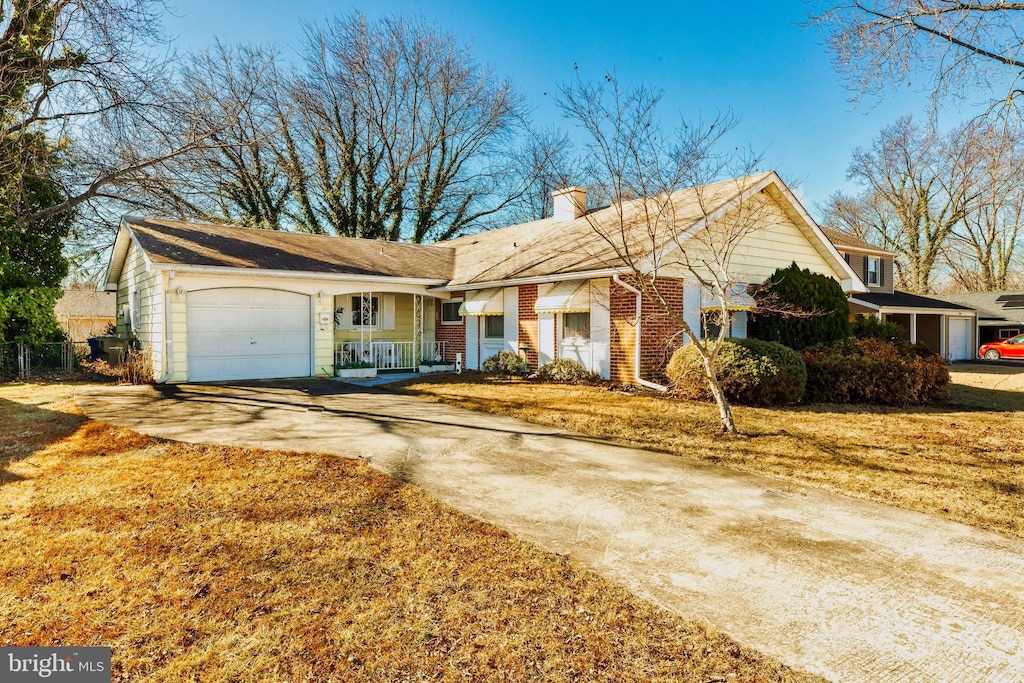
517, 284, 540, 370
609, 276, 687, 385
434, 292, 466, 363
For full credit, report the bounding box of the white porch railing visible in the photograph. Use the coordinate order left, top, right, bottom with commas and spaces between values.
336, 340, 448, 370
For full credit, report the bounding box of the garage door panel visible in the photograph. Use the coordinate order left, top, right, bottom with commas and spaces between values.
948, 318, 971, 361
187, 288, 311, 382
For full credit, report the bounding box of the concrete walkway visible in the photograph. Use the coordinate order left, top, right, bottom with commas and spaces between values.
76, 380, 1024, 683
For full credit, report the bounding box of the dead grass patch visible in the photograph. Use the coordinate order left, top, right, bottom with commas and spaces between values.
394, 371, 1024, 540
0, 384, 817, 682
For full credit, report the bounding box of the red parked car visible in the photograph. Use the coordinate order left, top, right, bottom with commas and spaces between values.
979, 333, 1024, 359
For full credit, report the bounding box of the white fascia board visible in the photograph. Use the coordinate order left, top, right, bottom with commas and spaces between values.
102, 221, 135, 291
856, 301, 978, 316
833, 243, 894, 258
769, 174, 869, 291
149, 262, 449, 287
435, 268, 620, 292
848, 297, 881, 310
843, 278, 869, 294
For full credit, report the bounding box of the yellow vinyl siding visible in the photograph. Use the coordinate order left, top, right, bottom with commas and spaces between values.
116, 242, 165, 376
313, 297, 334, 377
333, 293, 422, 342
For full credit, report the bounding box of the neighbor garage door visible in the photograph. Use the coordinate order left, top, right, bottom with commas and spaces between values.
948, 317, 973, 361
187, 288, 311, 382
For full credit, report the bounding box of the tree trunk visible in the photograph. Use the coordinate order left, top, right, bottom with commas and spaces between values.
702, 358, 737, 434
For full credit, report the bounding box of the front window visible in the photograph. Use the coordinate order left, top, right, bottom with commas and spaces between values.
563, 312, 590, 340
867, 257, 880, 286
701, 309, 730, 340
441, 300, 464, 324
351, 295, 379, 328
484, 315, 504, 339
1009, 334, 1024, 345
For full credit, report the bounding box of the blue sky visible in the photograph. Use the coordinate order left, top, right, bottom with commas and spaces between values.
162, 0, 977, 216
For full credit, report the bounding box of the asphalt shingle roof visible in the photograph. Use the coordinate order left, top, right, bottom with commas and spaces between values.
123, 217, 454, 281
819, 227, 892, 254
938, 291, 1024, 322
853, 291, 975, 311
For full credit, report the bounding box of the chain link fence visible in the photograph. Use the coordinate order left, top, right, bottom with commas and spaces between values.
0, 341, 86, 381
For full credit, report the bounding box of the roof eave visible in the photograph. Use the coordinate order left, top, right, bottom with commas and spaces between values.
152, 262, 450, 286
434, 268, 622, 292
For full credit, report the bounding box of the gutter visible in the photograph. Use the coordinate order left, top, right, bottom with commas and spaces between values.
150, 262, 449, 287
434, 268, 622, 293
612, 274, 667, 393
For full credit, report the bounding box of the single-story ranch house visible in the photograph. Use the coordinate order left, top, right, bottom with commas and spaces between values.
102, 171, 973, 385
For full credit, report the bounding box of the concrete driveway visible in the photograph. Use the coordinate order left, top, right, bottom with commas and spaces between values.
76, 380, 1024, 683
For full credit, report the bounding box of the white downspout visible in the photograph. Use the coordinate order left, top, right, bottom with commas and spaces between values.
157, 274, 174, 383
612, 274, 667, 392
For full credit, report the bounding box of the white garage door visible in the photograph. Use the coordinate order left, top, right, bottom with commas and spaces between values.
948, 317, 972, 361
187, 288, 311, 382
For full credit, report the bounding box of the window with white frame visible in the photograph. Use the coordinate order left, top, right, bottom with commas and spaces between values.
999, 328, 1020, 339
701, 309, 731, 340
484, 315, 504, 339
563, 312, 590, 340
441, 300, 463, 324
867, 257, 880, 286
350, 295, 379, 329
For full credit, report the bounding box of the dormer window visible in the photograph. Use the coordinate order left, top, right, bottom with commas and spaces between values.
867, 257, 880, 286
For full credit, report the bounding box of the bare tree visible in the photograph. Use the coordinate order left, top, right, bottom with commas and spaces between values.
557, 75, 769, 434
822, 116, 975, 293
504, 127, 583, 223
0, 0, 254, 230
280, 12, 532, 242
127, 43, 292, 230
809, 1, 1024, 116
946, 120, 1024, 290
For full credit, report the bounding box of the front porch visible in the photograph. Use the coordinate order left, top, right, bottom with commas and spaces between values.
333, 291, 451, 371
335, 339, 449, 371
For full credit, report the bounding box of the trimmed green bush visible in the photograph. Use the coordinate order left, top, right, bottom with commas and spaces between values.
851, 315, 906, 341
800, 338, 949, 406
537, 358, 599, 383
482, 350, 525, 376
752, 262, 850, 349
665, 338, 806, 406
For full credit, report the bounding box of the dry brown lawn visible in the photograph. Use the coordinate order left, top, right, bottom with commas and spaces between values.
395, 363, 1024, 540
0, 382, 818, 682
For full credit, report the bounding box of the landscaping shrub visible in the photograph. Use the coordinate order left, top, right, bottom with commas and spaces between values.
537, 358, 599, 383
482, 349, 525, 376
851, 315, 906, 341
751, 262, 850, 349
665, 338, 806, 406
800, 338, 949, 406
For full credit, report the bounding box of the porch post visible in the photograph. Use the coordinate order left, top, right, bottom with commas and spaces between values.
910, 313, 917, 344
413, 294, 423, 365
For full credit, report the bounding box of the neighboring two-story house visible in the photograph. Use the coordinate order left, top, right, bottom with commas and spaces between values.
821, 228, 978, 361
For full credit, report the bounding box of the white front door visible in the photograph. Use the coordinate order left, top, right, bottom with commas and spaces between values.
187, 288, 311, 381
948, 317, 972, 361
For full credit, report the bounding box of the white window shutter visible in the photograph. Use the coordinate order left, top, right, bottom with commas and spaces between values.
731, 311, 748, 339
383, 295, 396, 330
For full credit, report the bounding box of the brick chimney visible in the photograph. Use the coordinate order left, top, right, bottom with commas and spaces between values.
552, 186, 588, 221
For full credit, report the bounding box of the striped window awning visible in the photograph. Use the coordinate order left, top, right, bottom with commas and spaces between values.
535, 280, 591, 313
459, 288, 504, 316
700, 284, 755, 311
